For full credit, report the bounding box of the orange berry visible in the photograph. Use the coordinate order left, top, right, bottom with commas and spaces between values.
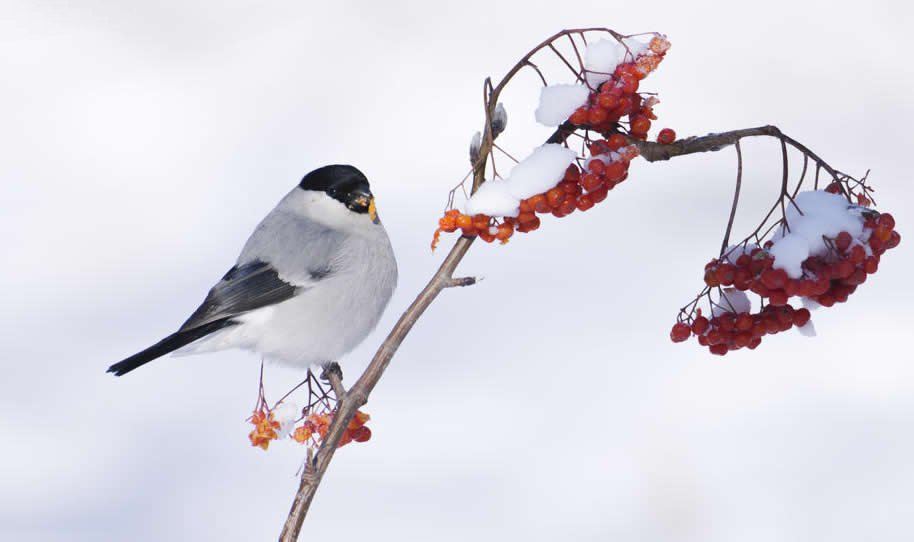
589, 186, 609, 203
351, 426, 371, 442
455, 214, 472, 230
576, 194, 594, 211
563, 165, 581, 182
438, 214, 457, 232
569, 107, 589, 125
546, 187, 566, 208
597, 93, 619, 109
528, 194, 550, 213
630, 115, 651, 134
496, 223, 514, 243
472, 214, 490, 231
604, 161, 627, 183
607, 133, 627, 150
588, 107, 609, 125
516, 215, 540, 232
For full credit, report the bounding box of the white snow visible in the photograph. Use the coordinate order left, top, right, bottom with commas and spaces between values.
712, 288, 752, 316
271, 401, 300, 438
505, 144, 577, 200
768, 234, 809, 279
769, 191, 866, 278
465, 179, 520, 217
584, 39, 626, 87
797, 320, 817, 337
535, 84, 590, 126
621, 37, 649, 59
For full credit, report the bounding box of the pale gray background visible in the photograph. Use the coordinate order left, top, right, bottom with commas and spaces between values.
2, 1, 912, 541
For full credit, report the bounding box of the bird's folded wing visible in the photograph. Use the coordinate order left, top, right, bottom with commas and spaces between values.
179, 260, 301, 331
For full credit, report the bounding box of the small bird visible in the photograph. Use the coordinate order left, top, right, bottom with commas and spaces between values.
107, 165, 398, 376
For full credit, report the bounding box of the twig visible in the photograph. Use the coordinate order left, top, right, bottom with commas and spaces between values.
719, 141, 743, 255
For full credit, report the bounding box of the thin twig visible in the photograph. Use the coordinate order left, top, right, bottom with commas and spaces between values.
719, 141, 743, 255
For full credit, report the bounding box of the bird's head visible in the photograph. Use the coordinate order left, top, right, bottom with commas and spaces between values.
298, 165, 379, 223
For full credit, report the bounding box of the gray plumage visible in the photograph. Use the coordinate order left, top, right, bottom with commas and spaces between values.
108, 165, 397, 376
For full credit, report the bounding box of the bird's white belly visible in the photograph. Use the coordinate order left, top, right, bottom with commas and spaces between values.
175, 272, 389, 367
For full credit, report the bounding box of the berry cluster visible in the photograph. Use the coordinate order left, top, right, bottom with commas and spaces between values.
432, 143, 641, 249
248, 406, 371, 451
292, 410, 371, 448
703, 211, 899, 308
673, 207, 900, 354
432, 35, 676, 250
671, 304, 811, 355
568, 35, 671, 139
249, 408, 281, 450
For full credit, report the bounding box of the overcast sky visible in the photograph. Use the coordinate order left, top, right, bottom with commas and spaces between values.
2, 1, 913, 541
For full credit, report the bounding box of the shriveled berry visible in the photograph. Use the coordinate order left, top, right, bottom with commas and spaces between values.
670, 323, 691, 343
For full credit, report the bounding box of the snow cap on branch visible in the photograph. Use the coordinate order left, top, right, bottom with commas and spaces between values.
584, 39, 626, 87
770, 191, 866, 278
505, 144, 577, 200
535, 84, 590, 126
465, 179, 520, 217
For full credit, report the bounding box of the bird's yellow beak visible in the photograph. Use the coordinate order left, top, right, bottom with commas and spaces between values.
369, 197, 378, 224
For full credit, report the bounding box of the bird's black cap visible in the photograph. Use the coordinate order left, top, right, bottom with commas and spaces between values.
299, 165, 373, 214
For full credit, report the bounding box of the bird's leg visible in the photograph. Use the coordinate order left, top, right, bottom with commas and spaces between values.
320, 362, 346, 400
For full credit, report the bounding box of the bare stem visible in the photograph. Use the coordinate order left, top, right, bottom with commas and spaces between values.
719, 141, 743, 255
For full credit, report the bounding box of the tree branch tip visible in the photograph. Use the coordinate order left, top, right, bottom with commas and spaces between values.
447, 276, 480, 288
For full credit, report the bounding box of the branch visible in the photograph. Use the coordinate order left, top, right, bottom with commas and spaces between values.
630, 124, 845, 185
278, 236, 474, 541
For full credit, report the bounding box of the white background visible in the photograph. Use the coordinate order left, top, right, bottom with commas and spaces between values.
2, 1, 912, 540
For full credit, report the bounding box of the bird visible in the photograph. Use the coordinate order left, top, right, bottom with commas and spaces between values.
107, 164, 398, 376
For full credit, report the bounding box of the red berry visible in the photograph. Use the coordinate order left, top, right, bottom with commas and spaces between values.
630, 115, 651, 134
606, 134, 627, 150
576, 194, 595, 211
589, 186, 609, 203
735, 313, 753, 331
691, 316, 710, 335
878, 213, 895, 230
709, 344, 729, 356
792, 308, 811, 327
760, 268, 788, 289
670, 323, 691, 343
768, 290, 788, 306
656, 128, 676, 145
588, 107, 609, 125
569, 107, 589, 125
835, 231, 852, 252
545, 187, 566, 208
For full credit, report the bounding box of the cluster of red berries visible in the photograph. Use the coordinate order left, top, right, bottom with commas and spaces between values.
568, 35, 670, 140
670, 304, 811, 355
703, 211, 899, 308
673, 208, 900, 354
432, 142, 641, 249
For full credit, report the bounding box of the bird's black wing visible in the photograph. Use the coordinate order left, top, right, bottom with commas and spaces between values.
179, 260, 301, 331
107, 260, 301, 376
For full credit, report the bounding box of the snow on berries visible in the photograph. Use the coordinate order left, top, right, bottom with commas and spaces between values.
433, 33, 673, 250
673, 188, 900, 355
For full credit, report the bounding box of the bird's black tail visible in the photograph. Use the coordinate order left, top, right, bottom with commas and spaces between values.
107, 319, 237, 376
